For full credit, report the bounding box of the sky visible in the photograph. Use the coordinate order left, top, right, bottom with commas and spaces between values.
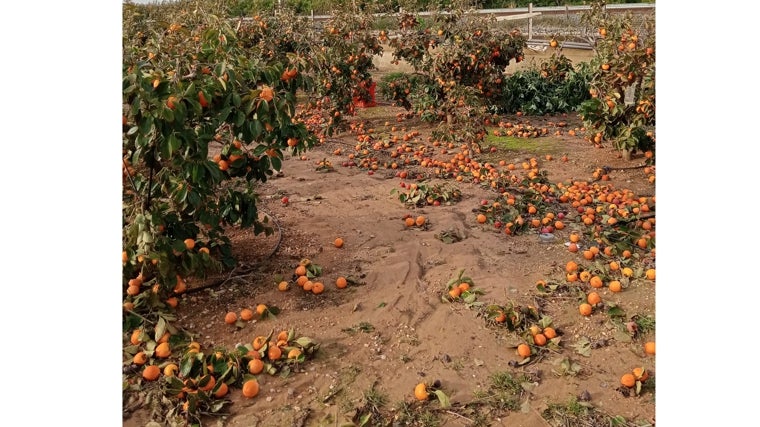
0, 0, 758, 425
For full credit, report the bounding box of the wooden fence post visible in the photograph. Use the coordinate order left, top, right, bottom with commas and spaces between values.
528, 3, 533, 40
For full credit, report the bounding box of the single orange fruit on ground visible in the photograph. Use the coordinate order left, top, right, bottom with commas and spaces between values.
127, 285, 141, 296
130, 329, 143, 346
278, 281, 289, 291
448, 287, 462, 299
608, 280, 622, 292
336, 276, 348, 289
517, 343, 531, 358
214, 382, 229, 398
622, 267, 633, 277
277, 330, 289, 342
123, 301, 135, 311
242, 379, 260, 398
622, 250, 632, 259
240, 308, 254, 321
582, 250, 594, 260
303, 280, 314, 292
620, 373, 636, 388
256, 304, 268, 315
579, 271, 591, 282
528, 325, 541, 336
155, 342, 171, 358
566, 261, 578, 273
122, 251, 128, 263
457, 282, 470, 292
476, 213, 487, 224
589, 276, 603, 288
163, 363, 179, 377
632, 367, 649, 382
166, 297, 179, 308
295, 265, 307, 276
199, 375, 216, 392
334, 237, 344, 248
414, 383, 429, 400
184, 238, 195, 250
224, 312, 237, 325
133, 351, 148, 365
252, 336, 267, 350
644, 341, 655, 355
415, 216, 426, 226
312, 282, 325, 294
187, 341, 201, 353
568, 243, 578, 253
157, 331, 170, 344
587, 292, 601, 305
404, 217, 415, 227
142, 365, 161, 381
579, 303, 592, 316
645, 268, 655, 280
569, 233, 580, 243
566, 272, 578, 282
609, 261, 619, 271
288, 348, 302, 359
543, 327, 557, 339
268, 344, 282, 361
248, 358, 264, 374
533, 333, 547, 346
296, 275, 308, 287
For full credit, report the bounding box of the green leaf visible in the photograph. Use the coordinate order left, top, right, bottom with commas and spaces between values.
271, 156, 282, 171
433, 389, 451, 408
154, 317, 167, 341
572, 337, 592, 357
167, 134, 180, 157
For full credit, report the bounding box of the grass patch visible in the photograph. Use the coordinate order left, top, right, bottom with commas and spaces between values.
483, 131, 565, 155
392, 401, 440, 427
541, 397, 653, 427
471, 371, 527, 412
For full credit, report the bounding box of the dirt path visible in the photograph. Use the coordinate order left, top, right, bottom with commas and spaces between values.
124, 100, 655, 426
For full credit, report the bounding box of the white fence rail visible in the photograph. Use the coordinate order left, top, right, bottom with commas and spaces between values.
293, 3, 655, 50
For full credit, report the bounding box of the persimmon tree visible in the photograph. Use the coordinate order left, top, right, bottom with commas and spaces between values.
122, 0, 315, 314
578, 1, 655, 159
387, 5, 527, 146
308, 6, 384, 135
